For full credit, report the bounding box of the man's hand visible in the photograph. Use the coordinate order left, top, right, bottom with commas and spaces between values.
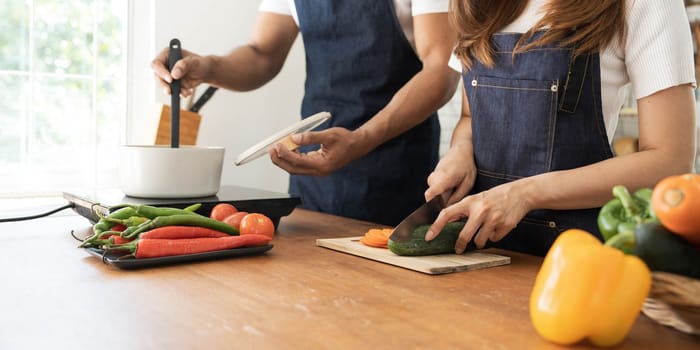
269, 127, 367, 176
151, 48, 211, 98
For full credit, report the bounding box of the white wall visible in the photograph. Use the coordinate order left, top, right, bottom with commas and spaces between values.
128, 1, 305, 194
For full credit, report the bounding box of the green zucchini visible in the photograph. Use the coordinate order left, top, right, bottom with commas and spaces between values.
388, 221, 475, 256
634, 222, 700, 279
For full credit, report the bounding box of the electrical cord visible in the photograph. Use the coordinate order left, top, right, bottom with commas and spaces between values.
0, 203, 75, 223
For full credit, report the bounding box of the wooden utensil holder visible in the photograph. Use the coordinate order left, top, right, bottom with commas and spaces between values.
155, 105, 201, 146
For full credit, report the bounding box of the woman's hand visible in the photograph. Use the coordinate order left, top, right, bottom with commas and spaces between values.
424, 144, 476, 205
151, 48, 211, 97
426, 179, 534, 254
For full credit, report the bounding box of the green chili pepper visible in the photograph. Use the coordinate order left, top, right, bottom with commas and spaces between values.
83, 204, 202, 247
597, 185, 657, 248
119, 220, 151, 239
107, 203, 203, 219
92, 206, 137, 234
91, 221, 112, 236
79, 233, 114, 248
122, 214, 238, 239
83, 206, 138, 247
79, 228, 124, 248
183, 203, 202, 212
100, 215, 150, 228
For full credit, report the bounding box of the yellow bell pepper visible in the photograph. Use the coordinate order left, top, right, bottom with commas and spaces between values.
529, 229, 651, 347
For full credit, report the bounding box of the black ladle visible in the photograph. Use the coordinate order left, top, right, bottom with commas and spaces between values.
168, 38, 182, 148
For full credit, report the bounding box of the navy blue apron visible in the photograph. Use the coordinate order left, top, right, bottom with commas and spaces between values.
292, 0, 440, 225
463, 32, 613, 256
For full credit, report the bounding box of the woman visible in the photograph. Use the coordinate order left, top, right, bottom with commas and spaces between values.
425, 0, 696, 256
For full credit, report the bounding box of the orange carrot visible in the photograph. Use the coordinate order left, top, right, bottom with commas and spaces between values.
360, 228, 393, 248
139, 225, 232, 239
113, 234, 272, 258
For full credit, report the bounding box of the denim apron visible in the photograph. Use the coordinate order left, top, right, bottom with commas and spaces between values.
463, 33, 613, 256
292, 0, 440, 225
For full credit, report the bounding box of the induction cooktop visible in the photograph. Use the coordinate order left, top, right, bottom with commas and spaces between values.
63, 185, 301, 227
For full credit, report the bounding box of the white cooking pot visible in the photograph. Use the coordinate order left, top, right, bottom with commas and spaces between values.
120, 145, 225, 198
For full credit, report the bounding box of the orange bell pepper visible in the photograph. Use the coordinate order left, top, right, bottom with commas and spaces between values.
651, 173, 700, 246
529, 229, 651, 347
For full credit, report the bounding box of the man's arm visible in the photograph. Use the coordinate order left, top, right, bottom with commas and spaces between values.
206, 12, 299, 91
354, 12, 460, 153
151, 12, 299, 96
270, 12, 460, 176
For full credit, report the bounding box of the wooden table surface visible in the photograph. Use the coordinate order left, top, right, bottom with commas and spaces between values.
1, 208, 697, 349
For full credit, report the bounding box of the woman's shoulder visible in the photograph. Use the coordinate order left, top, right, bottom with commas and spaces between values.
621, 0, 696, 99
623, 0, 692, 53
625, 0, 688, 28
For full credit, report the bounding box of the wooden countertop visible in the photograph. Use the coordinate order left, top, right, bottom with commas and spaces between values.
1, 208, 697, 349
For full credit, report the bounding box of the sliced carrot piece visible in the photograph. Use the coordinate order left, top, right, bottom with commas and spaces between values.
360, 228, 393, 248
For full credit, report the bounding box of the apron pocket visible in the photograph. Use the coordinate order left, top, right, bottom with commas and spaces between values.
468, 75, 559, 177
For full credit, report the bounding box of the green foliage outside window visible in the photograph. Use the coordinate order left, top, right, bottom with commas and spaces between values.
0, 0, 127, 194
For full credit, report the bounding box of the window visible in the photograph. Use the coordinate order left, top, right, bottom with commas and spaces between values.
0, 0, 128, 196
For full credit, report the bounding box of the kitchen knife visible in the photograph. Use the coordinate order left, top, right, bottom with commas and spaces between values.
389, 195, 447, 243
189, 86, 218, 113
168, 38, 182, 148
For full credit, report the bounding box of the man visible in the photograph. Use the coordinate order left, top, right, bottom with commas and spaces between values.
152, 1, 459, 225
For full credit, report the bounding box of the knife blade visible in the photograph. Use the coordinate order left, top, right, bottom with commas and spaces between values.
389, 195, 446, 243
189, 86, 218, 113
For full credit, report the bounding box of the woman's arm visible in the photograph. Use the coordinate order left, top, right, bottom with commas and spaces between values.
524, 83, 696, 211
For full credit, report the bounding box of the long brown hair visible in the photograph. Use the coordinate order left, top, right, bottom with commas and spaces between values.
450, 0, 627, 69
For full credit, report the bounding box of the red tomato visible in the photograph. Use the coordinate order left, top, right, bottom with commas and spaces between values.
240, 213, 275, 238
222, 211, 248, 230
210, 203, 238, 221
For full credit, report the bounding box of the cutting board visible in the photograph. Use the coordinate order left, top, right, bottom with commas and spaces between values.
316, 236, 511, 275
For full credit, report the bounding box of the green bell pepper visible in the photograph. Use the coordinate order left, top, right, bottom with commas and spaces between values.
597, 185, 657, 254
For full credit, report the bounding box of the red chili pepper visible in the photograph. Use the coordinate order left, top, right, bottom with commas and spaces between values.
112, 234, 272, 258
111, 224, 127, 232
109, 235, 135, 245
140, 225, 231, 239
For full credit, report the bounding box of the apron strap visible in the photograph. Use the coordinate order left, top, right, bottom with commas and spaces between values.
558, 52, 590, 114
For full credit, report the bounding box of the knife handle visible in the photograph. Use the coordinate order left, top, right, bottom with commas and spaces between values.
189, 86, 218, 113
168, 38, 182, 148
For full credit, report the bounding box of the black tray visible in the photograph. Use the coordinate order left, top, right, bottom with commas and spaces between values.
85, 244, 273, 270
64, 185, 301, 227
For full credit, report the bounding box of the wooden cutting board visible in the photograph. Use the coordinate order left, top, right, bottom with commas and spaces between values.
316, 236, 511, 275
